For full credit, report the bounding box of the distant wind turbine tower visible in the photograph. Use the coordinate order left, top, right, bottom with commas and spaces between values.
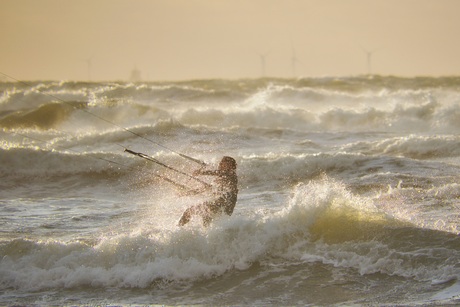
258, 51, 270, 77
361, 46, 382, 75
86, 57, 92, 81
291, 46, 302, 78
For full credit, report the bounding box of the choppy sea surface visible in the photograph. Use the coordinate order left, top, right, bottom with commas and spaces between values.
1, 76, 460, 306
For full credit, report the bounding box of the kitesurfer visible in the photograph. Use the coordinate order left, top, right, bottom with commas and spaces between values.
178, 156, 238, 226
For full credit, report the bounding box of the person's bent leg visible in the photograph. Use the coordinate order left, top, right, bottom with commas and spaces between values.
178, 206, 197, 226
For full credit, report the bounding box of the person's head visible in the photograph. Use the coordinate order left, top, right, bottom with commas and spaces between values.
218, 156, 237, 171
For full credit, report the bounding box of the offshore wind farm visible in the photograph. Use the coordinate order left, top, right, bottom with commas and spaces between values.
1, 1, 460, 306
3, 1, 460, 81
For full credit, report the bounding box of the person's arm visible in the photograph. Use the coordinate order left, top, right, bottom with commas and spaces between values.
178, 169, 215, 196
193, 169, 220, 176
177, 185, 210, 197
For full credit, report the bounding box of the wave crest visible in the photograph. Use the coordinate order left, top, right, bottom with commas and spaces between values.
0, 102, 86, 130
1, 178, 458, 291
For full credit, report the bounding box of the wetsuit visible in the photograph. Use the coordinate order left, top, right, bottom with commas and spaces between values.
178, 168, 238, 226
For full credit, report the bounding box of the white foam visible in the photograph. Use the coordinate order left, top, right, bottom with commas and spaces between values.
431, 280, 460, 301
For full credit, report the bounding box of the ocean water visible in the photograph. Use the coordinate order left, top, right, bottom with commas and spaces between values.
1, 76, 460, 306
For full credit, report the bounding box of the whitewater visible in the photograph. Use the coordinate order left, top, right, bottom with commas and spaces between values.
1, 76, 460, 306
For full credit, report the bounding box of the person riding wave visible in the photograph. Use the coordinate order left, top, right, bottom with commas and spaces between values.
178, 156, 238, 226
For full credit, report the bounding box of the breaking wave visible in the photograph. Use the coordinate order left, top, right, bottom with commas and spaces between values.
1, 77, 460, 133
1, 178, 458, 291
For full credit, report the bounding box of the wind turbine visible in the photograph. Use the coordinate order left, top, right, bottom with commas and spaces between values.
85, 57, 93, 81
360, 46, 383, 75
258, 51, 270, 77
291, 46, 302, 78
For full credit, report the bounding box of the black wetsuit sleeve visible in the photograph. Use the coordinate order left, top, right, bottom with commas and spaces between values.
197, 170, 220, 176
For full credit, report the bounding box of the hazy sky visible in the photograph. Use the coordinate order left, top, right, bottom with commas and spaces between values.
2, 0, 460, 81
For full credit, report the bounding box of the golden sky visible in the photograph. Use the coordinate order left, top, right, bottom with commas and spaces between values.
2, 0, 460, 81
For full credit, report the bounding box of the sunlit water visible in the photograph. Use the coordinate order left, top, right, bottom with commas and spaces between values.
1, 76, 460, 305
